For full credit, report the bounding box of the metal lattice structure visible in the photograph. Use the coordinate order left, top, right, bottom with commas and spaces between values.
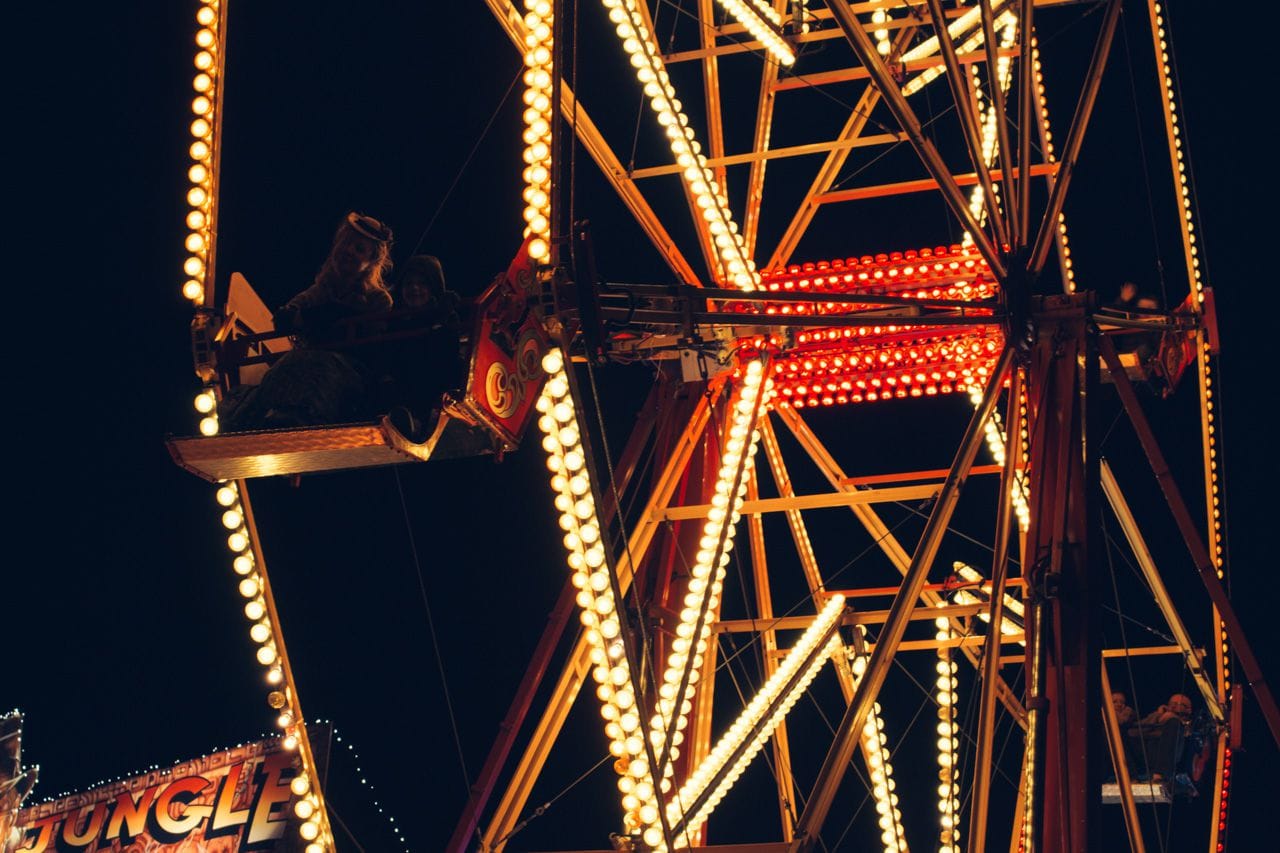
172, 2, 1278, 852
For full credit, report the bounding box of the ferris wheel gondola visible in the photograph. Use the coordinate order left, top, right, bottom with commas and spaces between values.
166, 1, 1276, 852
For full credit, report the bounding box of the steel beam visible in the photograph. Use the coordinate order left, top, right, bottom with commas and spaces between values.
1028, 0, 1122, 273
1100, 664, 1146, 853
745, 469, 797, 841
1099, 334, 1280, 750
968, 365, 1023, 853
790, 346, 1014, 850
824, 0, 1006, 278
816, 162, 1056, 205
482, 0, 700, 285
1100, 459, 1223, 722
928, 0, 1009, 248
775, 405, 1029, 727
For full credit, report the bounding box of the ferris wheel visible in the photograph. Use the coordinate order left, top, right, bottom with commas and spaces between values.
164, 1, 1278, 852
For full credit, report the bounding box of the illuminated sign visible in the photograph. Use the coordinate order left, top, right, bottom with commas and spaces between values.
11, 731, 323, 852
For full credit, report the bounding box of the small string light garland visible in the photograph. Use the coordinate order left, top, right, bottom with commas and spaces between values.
331, 726, 411, 851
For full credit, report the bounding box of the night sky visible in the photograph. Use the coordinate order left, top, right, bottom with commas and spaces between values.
10, 1, 1276, 851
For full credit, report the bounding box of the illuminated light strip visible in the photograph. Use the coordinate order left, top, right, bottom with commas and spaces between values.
968, 384, 1029, 532
935, 611, 960, 853
602, 0, 760, 290
214, 481, 333, 853
1028, 38, 1077, 293
717, 0, 795, 66
872, 7, 892, 57
194, 387, 219, 437
182, 0, 225, 307
644, 360, 774, 847
521, 0, 554, 263
534, 348, 665, 840
962, 19, 1017, 249
952, 563, 1025, 650
900, 7, 1016, 97
849, 637, 908, 853
666, 595, 846, 846
1146, 3, 1228, 844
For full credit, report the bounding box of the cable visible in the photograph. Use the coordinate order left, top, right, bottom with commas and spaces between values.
494, 754, 614, 846
409, 63, 524, 256
390, 467, 473, 804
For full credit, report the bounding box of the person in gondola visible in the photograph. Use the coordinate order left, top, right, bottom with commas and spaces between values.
222, 211, 395, 430
1125, 692, 1193, 786
377, 254, 463, 442
1111, 691, 1136, 729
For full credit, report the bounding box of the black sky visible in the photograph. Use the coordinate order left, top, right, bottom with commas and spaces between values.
10, 1, 1277, 851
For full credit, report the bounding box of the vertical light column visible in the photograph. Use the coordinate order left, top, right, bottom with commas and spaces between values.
1028, 37, 1078, 292
962, 19, 1017, 247
521, 0, 554, 263
935, 612, 960, 853
215, 481, 334, 852
602, 0, 761, 290
646, 359, 773, 847
969, 384, 1029, 532
182, 0, 225, 307
850, 640, 909, 853
184, 0, 229, 436
534, 348, 666, 844
1144, 3, 1229, 845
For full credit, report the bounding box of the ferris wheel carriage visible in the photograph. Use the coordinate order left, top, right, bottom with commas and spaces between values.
169, 241, 549, 482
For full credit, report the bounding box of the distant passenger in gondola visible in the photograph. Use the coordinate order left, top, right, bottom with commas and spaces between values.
1111, 691, 1135, 729
378, 254, 463, 442
222, 211, 395, 430
1125, 692, 1192, 786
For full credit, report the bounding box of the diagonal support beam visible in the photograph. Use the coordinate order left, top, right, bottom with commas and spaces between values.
1098, 333, 1280, 750
978, 0, 1020, 248
824, 0, 1006, 279
791, 346, 1015, 849
967, 364, 1022, 853
1028, 0, 1122, 273
1101, 459, 1223, 722
775, 404, 1029, 728
483, 0, 700, 285
927, 0, 1009, 249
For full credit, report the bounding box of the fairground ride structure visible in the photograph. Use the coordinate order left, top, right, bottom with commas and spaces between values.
167, 1, 1277, 852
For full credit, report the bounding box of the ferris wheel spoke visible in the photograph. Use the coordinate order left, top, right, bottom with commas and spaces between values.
978, 0, 1022, 251
967, 365, 1024, 853
825, 0, 1007, 280
1016, 0, 1036, 246
793, 346, 1015, 846
483, 0, 702, 284
766, 82, 883, 270
1028, 0, 1122, 274
926, 0, 1011, 251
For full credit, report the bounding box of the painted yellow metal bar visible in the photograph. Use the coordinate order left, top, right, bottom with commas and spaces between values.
746, 469, 797, 841
238, 483, 335, 851
743, 0, 790, 257
775, 404, 1029, 728
482, 0, 700, 285
699, 0, 729, 195
1101, 459, 1223, 721
627, 132, 904, 178
660, 482, 941, 520
482, 387, 723, 849
1100, 664, 1147, 853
